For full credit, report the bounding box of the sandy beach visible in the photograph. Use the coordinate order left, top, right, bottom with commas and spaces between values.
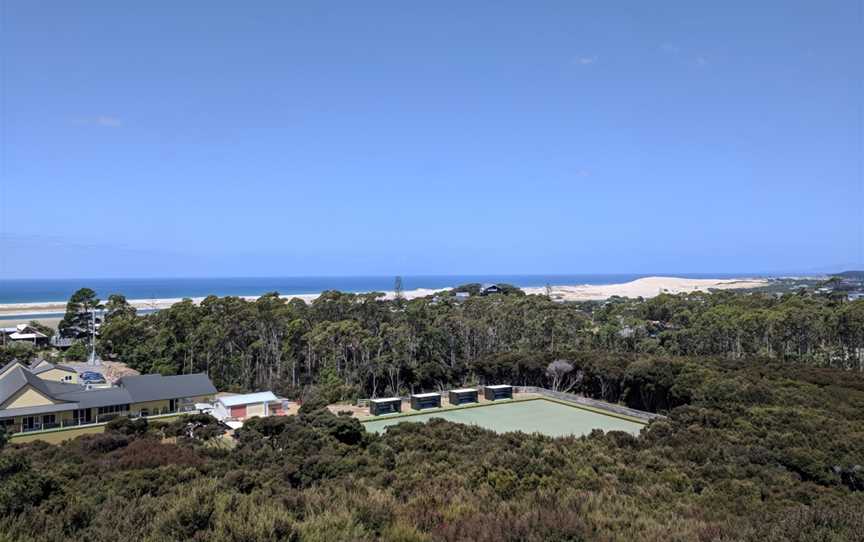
0, 277, 767, 326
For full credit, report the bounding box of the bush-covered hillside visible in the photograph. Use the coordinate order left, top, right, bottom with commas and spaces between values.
1, 353, 862, 541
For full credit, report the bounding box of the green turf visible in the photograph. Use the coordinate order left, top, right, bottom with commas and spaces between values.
361, 398, 645, 437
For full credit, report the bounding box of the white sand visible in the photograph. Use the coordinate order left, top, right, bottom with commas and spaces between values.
524, 276, 768, 301
0, 288, 447, 319
0, 277, 767, 322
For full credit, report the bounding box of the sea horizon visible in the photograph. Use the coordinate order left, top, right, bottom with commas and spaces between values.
0, 272, 799, 306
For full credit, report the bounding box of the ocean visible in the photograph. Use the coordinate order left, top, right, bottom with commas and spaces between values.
0, 274, 765, 305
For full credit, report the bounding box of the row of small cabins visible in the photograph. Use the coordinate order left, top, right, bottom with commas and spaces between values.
369, 385, 513, 415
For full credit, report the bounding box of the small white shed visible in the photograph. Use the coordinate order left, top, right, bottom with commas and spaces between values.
213, 391, 285, 421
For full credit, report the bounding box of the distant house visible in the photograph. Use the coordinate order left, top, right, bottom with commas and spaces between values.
848, 291, 864, 301
3, 324, 48, 346
839, 278, 864, 289
212, 391, 286, 421
454, 292, 470, 302
480, 284, 503, 296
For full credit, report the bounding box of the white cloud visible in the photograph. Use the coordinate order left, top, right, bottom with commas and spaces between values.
574, 55, 597, 65
74, 116, 122, 128
660, 43, 680, 55
94, 116, 122, 127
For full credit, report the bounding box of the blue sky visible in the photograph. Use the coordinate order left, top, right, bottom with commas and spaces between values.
1, 1, 862, 278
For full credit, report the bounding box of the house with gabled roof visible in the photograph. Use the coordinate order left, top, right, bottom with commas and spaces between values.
3, 324, 49, 345
0, 364, 216, 437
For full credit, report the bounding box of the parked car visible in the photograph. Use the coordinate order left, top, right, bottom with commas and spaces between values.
79, 371, 106, 383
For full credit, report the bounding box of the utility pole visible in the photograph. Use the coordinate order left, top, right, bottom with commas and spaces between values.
87, 306, 100, 366
394, 276, 404, 301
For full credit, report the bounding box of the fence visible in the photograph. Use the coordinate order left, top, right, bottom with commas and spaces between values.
514, 386, 665, 421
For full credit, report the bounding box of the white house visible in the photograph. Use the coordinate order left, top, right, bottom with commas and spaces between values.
212, 392, 286, 421
2, 324, 49, 345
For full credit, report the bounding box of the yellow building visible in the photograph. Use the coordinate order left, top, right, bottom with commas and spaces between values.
0, 361, 216, 435
29, 360, 79, 384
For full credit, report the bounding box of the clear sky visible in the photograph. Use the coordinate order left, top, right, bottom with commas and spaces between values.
1, 1, 862, 278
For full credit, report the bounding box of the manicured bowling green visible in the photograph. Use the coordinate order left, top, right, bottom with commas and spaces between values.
361, 398, 645, 437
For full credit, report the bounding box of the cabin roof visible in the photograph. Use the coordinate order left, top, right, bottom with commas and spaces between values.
217, 391, 279, 407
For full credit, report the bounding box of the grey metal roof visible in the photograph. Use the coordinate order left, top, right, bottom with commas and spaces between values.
0, 359, 27, 377
0, 366, 66, 407
117, 373, 216, 402
54, 387, 133, 409
29, 358, 51, 370
0, 402, 78, 420
0, 369, 216, 419
31, 363, 77, 375
42, 381, 86, 395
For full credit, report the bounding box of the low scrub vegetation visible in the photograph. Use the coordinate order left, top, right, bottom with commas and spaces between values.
0, 353, 861, 541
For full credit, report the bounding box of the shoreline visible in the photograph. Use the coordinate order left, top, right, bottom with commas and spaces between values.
0, 276, 768, 321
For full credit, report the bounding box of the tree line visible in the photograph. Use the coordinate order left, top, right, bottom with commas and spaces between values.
587, 290, 864, 369
5, 284, 863, 399
48, 286, 857, 398
96, 287, 592, 397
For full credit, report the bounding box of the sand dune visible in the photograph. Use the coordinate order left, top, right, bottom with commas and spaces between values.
524, 276, 767, 301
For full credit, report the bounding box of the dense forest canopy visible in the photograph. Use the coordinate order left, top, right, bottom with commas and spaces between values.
61, 286, 864, 398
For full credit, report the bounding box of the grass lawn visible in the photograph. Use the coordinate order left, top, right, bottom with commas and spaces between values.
361, 398, 646, 437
